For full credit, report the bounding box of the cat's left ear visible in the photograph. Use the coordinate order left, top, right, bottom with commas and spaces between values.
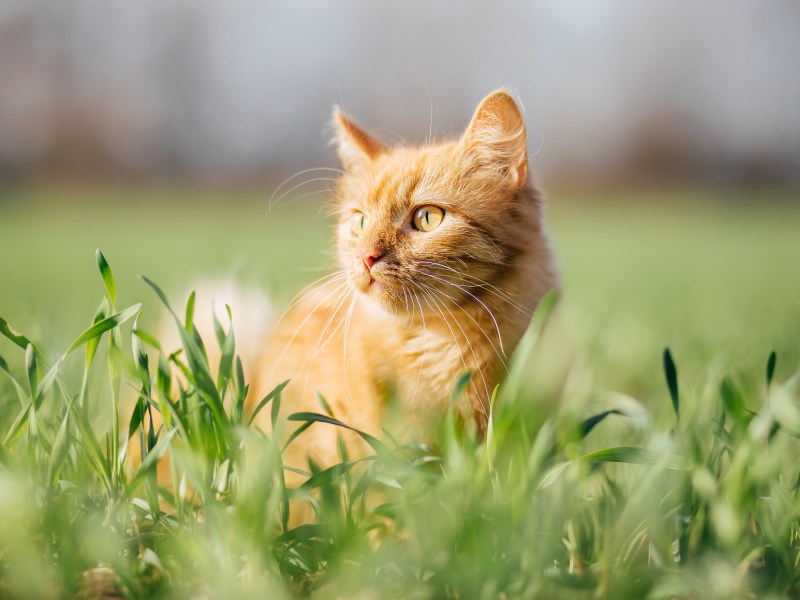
333, 107, 385, 170
462, 90, 528, 188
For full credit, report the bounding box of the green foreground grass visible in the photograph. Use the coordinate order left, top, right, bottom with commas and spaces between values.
1, 185, 800, 598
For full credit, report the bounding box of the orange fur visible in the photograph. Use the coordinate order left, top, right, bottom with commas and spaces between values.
248, 89, 559, 480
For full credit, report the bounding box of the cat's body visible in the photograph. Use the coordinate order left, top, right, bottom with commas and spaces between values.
247, 90, 559, 476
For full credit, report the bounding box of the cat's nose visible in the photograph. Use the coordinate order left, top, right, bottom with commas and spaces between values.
359, 249, 383, 272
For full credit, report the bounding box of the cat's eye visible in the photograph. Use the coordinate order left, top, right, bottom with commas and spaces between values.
350, 211, 368, 236
411, 205, 445, 232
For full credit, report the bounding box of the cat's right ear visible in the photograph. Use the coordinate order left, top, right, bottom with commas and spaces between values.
332, 107, 385, 170
461, 90, 528, 188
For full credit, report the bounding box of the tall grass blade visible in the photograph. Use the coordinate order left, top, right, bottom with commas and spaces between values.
287, 412, 389, 455
579, 409, 624, 439
67, 304, 142, 354
583, 446, 686, 469
129, 429, 179, 490
0, 353, 28, 405
185, 290, 196, 333
85, 299, 110, 369
142, 276, 226, 430
95, 249, 116, 306
663, 347, 679, 420
249, 380, 290, 426
24, 343, 37, 399
0, 317, 46, 361
766, 351, 777, 388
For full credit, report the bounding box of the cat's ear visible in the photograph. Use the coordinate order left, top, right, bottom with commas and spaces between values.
332, 107, 385, 170
462, 90, 528, 188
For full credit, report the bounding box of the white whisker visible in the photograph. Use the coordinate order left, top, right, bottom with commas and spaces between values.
407, 286, 428, 408
267, 279, 351, 381
268, 167, 344, 210
275, 271, 348, 327
342, 293, 359, 405
419, 260, 532, 317
409, 280, 490, 419
267, 176, 339, 216
420, 271, 506, 356
418, 276, 508, 373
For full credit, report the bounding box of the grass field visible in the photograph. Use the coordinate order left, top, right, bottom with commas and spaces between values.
1, 184, 799, 598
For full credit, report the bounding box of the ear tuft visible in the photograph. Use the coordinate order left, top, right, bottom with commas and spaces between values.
332, 107, 385, 170
462, 90, 528, 188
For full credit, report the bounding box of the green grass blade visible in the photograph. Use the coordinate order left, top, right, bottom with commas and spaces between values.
0, 353, 29, 405
287, 412, 389, 455
34, 356, 64, 406
143, 277, 226, 428
283, 421, 314, 452
185, 290, 196, 334
131, 314, 151, 394
3, 402, 31, 446
314, 390, 335, 418
0, 317, 46, 361
212, 306, 226, 349
720, 377, 747, 427
502, 290, 559, 401
579, 409, 624, 439
139, 275, 177, 318
24, 343, 37, 399
95, 249, 117, 307
129, 428, 178, 491
217, 323, 235, 392
663, 347, 679, 420
85, 298, 110, 369
247, 379, 290, 428
67, 304, 142, 354
133, 327, 162, 352
766, 351, 777, 388
48, 411, 72, 482
299, 456, 376, 491
582, 446, 686, 469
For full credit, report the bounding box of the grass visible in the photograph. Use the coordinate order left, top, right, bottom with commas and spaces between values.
1, 184, 800, 598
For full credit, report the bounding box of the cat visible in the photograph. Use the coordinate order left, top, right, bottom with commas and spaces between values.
247, 89, 559, 480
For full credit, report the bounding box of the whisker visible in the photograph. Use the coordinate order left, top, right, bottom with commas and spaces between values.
267, 176, 339, 216
342, 293, 359, 405
273, 187, 336, 212
407, 285, 428, 408
418, 260, 533, 317
419, 271, 506, 356
408, 280, 490, 417
268, 166, 344, 210
268, 279, 352, 381
414, 80, 434, 144
310, 287, 353, 360
302, 286, 353, 399
275, 271, 348, 326
418, 276, 508, 372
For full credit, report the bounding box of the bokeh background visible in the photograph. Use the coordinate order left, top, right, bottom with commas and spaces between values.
1, 0, 799, 411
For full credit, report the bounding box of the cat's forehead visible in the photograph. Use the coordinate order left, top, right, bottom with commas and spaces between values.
341, 145, 457, 213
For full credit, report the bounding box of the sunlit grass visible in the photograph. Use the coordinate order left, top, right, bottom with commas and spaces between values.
1, 185, 800, 598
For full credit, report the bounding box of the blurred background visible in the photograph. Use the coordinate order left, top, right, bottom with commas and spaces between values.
1, 0, 799, 407
1, 0, 799, 184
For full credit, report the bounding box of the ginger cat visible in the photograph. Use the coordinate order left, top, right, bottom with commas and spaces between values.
248, 89, 559, 478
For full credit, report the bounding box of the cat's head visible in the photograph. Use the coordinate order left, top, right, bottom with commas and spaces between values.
332, 89, 541, 319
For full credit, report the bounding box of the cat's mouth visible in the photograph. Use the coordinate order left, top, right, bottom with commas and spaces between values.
351, 267, 400, 306
353, 269, 385, 293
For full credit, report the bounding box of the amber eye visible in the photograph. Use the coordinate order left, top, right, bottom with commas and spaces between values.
350, 211, 367, 236
411, 205, 445, 232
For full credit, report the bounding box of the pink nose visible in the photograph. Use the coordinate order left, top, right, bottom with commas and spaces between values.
359, 249, 383, 272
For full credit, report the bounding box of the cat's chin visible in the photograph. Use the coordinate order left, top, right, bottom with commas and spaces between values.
351, 273, 409, 317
